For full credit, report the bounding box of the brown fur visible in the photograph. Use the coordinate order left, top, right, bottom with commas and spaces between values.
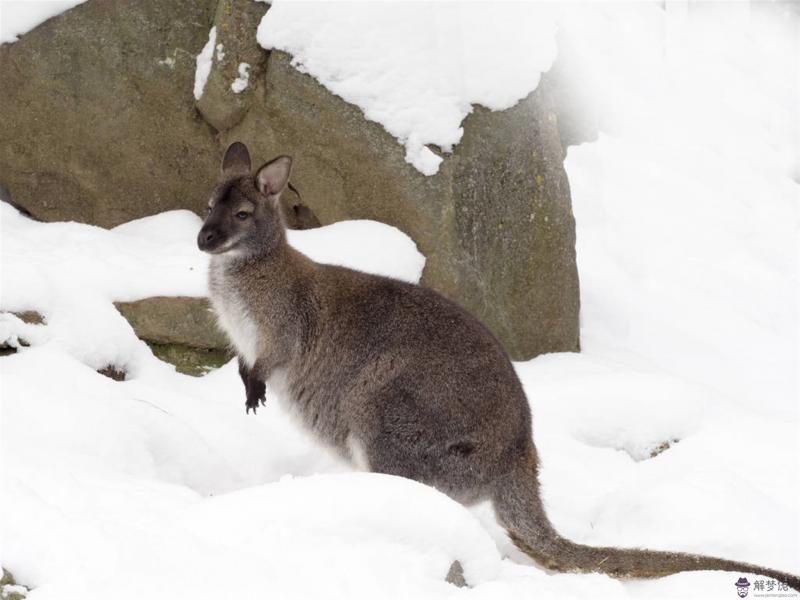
198, 142, 799, 591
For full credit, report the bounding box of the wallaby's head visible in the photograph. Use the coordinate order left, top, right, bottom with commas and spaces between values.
197, 142, 292, 257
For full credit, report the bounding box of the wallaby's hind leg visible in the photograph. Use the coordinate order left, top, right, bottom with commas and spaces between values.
360, 382, 494, 505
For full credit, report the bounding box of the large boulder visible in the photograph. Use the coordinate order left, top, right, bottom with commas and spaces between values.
115, 297, 232, 376
0, 0, 580, 359
114, 296, 228, 349
0, 0, 220, 226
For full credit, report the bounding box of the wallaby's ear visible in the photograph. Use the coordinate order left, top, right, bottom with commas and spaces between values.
255, 156, 293, 198
222, 142, 252, 175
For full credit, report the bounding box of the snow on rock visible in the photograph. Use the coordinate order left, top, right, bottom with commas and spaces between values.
193, 26, 217, 100
230, 61, 250, 93
0, 0, 86, 44
257, 3, 557, 175
1, 206, 208, 372
287, 220, 424, 284
0, 203, 424, 373
0, 311, 49, 350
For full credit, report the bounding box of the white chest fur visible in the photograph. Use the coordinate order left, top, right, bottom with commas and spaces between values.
209, 258, 260, 368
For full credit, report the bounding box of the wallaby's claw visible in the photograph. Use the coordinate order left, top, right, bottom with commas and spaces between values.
245, 387, 266, 415
241, 363, 267, 415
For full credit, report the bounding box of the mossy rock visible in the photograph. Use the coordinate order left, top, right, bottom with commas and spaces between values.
115, 297, 228, 350
148, 341, 232, 376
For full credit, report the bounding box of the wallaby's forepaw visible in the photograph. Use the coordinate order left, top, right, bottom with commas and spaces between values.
245, 379, 267, 414
239, 357, 267, 415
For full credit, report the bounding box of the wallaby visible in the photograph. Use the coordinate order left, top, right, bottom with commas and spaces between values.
198, 142, 799, 590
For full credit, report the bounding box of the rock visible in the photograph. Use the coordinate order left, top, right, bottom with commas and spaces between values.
115, 296, 233, 376
445, 560, 467, 588
97, 365, 127, 381
115, 297, 234, 374
449, 80, 580, 357
195, 0, 268, 132
0, 0, 220, 227
12, 311, 43, 325
1, 0, 580, 359
648, 439, 679, 460
147, 341, 232, 376
0, 311, 45, 355
115, 296, 228, 349
1, 569, 28, 600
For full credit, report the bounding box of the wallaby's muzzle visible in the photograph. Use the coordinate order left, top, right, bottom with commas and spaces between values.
197, 223, 226, 253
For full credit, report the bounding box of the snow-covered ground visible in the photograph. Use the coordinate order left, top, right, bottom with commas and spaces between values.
2, 2, 798, 600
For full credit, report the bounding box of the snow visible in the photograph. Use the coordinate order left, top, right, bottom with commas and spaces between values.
0, 205, 423, 373
257, 3, 557, 175
230, 62, 250, 93
286, 220, 424, 284
0, 0, 85, 44
2, 2, 799, 600
559, 2, 799, 418
193, 26, 217, 101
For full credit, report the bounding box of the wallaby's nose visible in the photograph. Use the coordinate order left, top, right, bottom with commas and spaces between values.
197, 227, 216, 251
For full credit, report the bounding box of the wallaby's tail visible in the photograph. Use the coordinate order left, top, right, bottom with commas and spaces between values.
493, 452, 800, 592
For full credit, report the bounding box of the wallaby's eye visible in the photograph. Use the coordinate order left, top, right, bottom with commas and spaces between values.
236, 211, 249, 220
206, 206, 212, 215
